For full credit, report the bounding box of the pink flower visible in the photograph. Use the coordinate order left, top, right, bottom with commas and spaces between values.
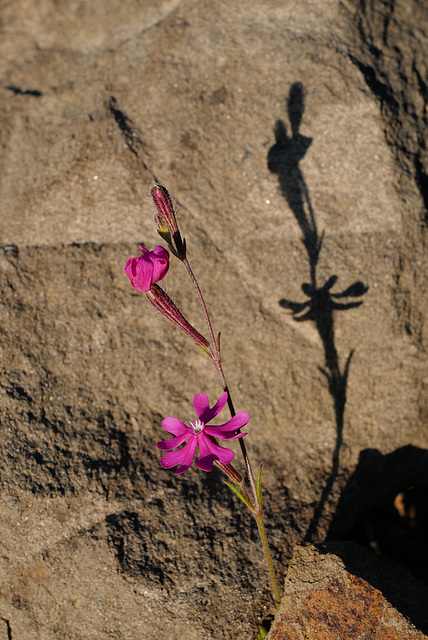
157, 392, 249, 475
124, 245, 169, 292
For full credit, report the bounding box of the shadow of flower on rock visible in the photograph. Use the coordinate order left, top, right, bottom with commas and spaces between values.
268, 82, 368, 542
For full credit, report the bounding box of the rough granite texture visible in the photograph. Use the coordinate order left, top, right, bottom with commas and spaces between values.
267, 543, 428, 640
0, 0, 427, 638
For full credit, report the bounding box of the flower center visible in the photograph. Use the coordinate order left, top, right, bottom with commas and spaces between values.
190, 419, 205, 435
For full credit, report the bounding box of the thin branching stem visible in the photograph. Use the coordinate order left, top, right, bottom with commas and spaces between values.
182, 258, 219, 361
254, 512, 281, 607
182, 257, 258, 506
181, 254, 280, 605
223, 385, 258, 509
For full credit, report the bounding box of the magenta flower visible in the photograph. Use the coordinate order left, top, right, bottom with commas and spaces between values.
157, 392, 249, 475
124, 245, 169, 292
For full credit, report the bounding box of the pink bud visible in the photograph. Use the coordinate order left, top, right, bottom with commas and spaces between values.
146, 284, 210, 353
151, 184, 186, 259
151, 184, 179, 236
124, 245, 169, 292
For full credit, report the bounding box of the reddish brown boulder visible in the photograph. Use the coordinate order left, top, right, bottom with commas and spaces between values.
268, 544, 428, 640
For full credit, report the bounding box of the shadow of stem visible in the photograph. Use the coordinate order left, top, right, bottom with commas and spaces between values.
268, 81, 368, 541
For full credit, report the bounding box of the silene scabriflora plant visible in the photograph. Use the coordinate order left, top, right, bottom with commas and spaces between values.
124, 185, 281, 608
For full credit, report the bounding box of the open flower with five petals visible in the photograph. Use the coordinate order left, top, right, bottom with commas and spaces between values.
157, 392, 249, 475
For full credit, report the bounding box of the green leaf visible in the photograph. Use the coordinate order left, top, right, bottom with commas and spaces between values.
255, 614, 274, 639
224, 481, 254, 511
256, 624, 268, 639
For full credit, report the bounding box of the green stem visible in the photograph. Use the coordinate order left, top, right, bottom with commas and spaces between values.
253, 510, 281, 607
182, 258, 219, 360
223, 385, 258, 508
181, 254, 280, 606
182, 257, 258, 506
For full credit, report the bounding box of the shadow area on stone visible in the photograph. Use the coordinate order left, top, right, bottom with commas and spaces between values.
347, 0, 428, 226
327, 445, 428, 634
268, 81, 368, 542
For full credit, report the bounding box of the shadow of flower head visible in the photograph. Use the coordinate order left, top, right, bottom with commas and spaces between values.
280, 276, 369, 322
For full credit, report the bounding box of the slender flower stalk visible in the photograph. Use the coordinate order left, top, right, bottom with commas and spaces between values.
182, 258, 222, 369
253, 511, 281, 607
224, 386, 259, 510
179, 255, 260, 513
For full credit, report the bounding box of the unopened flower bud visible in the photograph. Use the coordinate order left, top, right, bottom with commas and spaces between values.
151, 184, 178, 235
146, 284, 210, 354
151, 184, 186, 260
125, 245, 169, 292
213, 461, 244, 484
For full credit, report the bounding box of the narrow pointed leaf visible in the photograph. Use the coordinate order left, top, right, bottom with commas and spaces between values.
256, 463, 264, 506
224, 481, 254, 511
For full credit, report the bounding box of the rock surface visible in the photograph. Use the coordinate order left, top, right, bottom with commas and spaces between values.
0, 0, 427, 638
267, 543, 428, 640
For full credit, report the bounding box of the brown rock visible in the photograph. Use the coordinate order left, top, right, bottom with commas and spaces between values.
267, 544, 428, 640
0, 0, 427, 638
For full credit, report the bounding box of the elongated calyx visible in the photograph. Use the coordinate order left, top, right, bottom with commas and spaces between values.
147, 284, 210, 354
151, 184, 186, 260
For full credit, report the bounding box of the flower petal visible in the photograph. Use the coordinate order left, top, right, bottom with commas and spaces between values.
196, 433, 234, 472
204, 427, 247, 440
125, 246, 169, 292
137, 255, 156, 291
192, 392, 209, 418
194, 391, 228, 423
124, 257, 144, 292
215, 447, 235, 465
124, 255, 153, 292
173, 437, 198, 475
159, 436, 198, 475
157, 432, 189, 451
159, 448, 186, 469
207, 411, 250, 432
150, 246, 170, 282
161, 417, 189, 436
